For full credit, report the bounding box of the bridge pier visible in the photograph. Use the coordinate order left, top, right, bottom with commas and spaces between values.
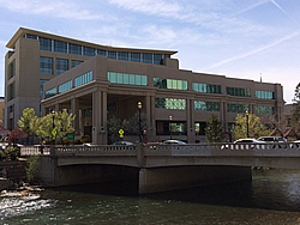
138, 166, 252, 194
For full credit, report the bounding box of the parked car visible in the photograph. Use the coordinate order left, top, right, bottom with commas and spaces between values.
81, 143, 97, 147
257, 136, 287, 143
233, 138, 264, 144
161, 140, 186, 145
111, 141, 134, 146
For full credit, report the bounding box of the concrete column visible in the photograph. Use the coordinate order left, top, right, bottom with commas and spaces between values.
187, 98, 194, 143
222, 102, 228, 131
101, 91, 107, 144
150, 96, 156, 141
71, 98, 79, 134
92, 90, 102, 144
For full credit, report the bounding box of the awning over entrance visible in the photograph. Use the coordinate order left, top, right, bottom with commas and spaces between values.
0, 125, 10, 135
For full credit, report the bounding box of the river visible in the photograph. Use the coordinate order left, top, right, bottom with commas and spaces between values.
1, 169, 300, 224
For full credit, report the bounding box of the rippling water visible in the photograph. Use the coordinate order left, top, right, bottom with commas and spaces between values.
2, 170, 300, 224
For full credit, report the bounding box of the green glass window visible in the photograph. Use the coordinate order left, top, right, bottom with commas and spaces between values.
108, 72, 147, 86
255, 91, 274, 99
155, 98, 186, 110
45, 87, 57, 99
40, 79, 48, 98
131, 53, 141, 62
194, 101, 220, 111
226, 87, 251, 97
74, 71, 93, 87
255, 106, 274, 115
193, 83, 221, 94
58, 80, 72, 94
227, 104, 249, 113
154, 78, 187, 90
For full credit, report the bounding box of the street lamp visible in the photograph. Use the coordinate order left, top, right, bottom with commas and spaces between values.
52, 111, 55, 145
169, 115, 173, 140
246, 110, 249, 138
137, 101, 143, 142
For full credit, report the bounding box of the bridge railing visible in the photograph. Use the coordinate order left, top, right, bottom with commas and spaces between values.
19, 142, 300, 158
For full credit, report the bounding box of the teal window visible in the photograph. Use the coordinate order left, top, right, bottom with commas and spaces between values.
40, 80, 48, 97
71, 60, 83, 68
194, 101, 220, 111
40, 57, 53, 74
45, 87, 56, 99
56, 59, 68, 75
83, 46, 95, 56
227, 104, 249, 113
154, 78, 187, 90
255, 91, 274, 99
226, 87, 251, 97
40, 37, 52, 51
108, 72, 147, 86
74, 71, 93, 87
69, 43, 81, 55
193, 83, 221, 94
58, 80, 72, 94
255, 106, 274, 115
54, 40, 67, 53
155, 98, 186, 110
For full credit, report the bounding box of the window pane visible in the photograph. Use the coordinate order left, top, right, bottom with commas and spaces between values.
40, 57, 53, 74
40, 37, 52, 51
54, 40, 67, 53
69, 43, 81, 55
56, 59, 68, 75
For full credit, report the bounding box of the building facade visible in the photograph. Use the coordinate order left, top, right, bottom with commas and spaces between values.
5, 27, 285, 143
0, 97, 4, 125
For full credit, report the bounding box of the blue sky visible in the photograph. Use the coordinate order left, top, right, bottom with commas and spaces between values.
1, 0, 299, 103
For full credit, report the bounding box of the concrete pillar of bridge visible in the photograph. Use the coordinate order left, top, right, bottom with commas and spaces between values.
138, 166, 252, 194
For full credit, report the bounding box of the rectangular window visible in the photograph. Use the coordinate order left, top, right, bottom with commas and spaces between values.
255, 90, 275, 99
8, 83, 14, 100
40, 57, 53, 74
56, 58, 69, 75
195, 122, 206, 135
255, 106, 275, 115
131, 53, 141, 62
25, 34, 38, 40
226, 87, 251, 97
142, 53, 152, 64
97, 49, 107, 56
118, 52, 129, 61
9, 62, 14, 78
71, 60, 83, 68
194, 101, 220, 111
58, 80, 72, 94
108, 72, 148, 86
155, 98, 186, 110
154, 78, 187, 90
83, 46, 96, 56
54, 40, 67, 53
69, 43, 82, 55
45, 87, 56, 99
227, 104, 249, 113
39, 37, 52, 51
74, 71, 93, 88
108, 51, 117, 59
40, 80, 48, 98
154, 54, 163, 65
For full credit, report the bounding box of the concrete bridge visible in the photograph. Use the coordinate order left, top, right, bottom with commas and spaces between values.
21, 143, 300, 194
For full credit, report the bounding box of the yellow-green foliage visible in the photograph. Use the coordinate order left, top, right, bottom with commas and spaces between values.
26, 155, 40, 183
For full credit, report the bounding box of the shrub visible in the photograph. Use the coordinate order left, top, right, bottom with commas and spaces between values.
26, 155, 40, 183
6, 146, 20, 160
80, 135, 91, 143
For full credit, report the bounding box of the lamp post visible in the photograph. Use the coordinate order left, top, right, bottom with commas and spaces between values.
52, 111, 55, 145
137, 101, 142, 142
246, 110, 249, 138
169, 115, 173, 140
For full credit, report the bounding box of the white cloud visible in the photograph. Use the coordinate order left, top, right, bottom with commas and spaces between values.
0, 0, 106, 20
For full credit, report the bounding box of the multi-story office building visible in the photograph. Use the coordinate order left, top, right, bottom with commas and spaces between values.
0, 97, 4, 125
5, 27, 284, 143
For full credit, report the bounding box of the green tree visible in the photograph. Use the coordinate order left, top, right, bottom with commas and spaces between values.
123, 111, 150, 135
55, 109, 76, 142
233, 113, 270, 140
205, 114, 224, 143
291, 83, 300, 134
18, 108, 37, 144
107, 116, 122, 142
